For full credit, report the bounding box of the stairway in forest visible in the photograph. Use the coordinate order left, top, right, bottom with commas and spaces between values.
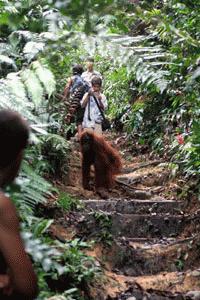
79, 191, 200, 299
62, 139, 200, 299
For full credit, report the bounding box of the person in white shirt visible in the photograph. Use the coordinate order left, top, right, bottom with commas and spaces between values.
81, 76, 107, 135
81, 57, 102, 87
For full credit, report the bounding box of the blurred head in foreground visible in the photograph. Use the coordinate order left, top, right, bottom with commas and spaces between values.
0, 109, 29, 187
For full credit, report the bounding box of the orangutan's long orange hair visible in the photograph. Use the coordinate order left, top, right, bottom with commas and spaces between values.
80, 131, 122, 190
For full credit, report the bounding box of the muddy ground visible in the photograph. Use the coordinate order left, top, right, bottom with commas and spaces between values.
44, 134, 200, 299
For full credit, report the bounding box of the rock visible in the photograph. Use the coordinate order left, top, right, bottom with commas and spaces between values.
126, 189, 152, 199
186, 291, 200, 300
191, 270, 200, 277
96, 188, 109, 199
126, 297, 137, 300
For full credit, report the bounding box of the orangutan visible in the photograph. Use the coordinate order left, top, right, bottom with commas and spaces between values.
80, 131, 122, 195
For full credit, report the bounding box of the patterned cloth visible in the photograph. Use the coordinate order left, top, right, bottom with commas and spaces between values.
65, 75, 90, 125
81, 70, 102, 86
70, 75, 87, 93
81, 94, 107, 129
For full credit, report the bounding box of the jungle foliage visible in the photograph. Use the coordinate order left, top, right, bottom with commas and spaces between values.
0, 0, 200, 299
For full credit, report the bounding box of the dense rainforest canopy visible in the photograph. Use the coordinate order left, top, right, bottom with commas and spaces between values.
0, 0, 199, 299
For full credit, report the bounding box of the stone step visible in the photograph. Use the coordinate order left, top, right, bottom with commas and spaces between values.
78, 212, 185, 240
82, 199, 183, 214
133, 269, 200, 294
111, 213, 184, 238
117, 236, 193, 248
112, 286, 187, 300
113, 285, 197, 300
104, 237, 193, 276
104, 268, 200, 299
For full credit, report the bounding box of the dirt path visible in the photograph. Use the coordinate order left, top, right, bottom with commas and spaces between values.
49, 134, 200, 299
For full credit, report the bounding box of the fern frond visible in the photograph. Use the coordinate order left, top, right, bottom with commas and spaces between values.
142, 53, 167, 60
39, 31, 58, 41
96, 34, 169, 92
21, 69, 44, 108
13, 161, 54, 213
168, 24, 199, 47
0, 61, 55, 126
132, 46, 163, 53
74, 32, 169, 92
108, 35, 147, 45
6, 72, 29, 103
0, 54, 17, 70
0, 78, 37, 121
32, 61, 56, 97
156, 22, 200, 47
0, 43, 13, 55
191, 66, 200, 80
9, 30, 34, 45
30, 124, 48, 135
23, 41, 45, 62
0, 1, 19, 14
146, 8, 161, 18
44, 133, 70, 151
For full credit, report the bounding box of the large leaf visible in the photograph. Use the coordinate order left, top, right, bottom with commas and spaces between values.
23, 41, 45, 62
13, 161, 54, 213
0, 78, 37, 122
0, 43, 13, 55
32, 61, 56, 97
0, 54, 17, 73
68, 30, 169, 92
21, 69, 44, 108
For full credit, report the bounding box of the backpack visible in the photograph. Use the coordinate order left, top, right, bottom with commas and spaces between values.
71, 75, 90, 95
66, 76, 90, 123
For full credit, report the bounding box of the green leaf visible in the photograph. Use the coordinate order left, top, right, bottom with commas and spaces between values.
32, 61, 56, 97
21, 69, 43, 108
23, 41, 45, 62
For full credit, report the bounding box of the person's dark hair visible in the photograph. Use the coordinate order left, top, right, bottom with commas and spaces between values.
72, 64, 84, 75
86, 57, 94, 63
91, 76, 102, 87
0, 110, 29, 168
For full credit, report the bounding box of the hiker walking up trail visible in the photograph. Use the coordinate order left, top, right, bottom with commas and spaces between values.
63, 64, 84, 99
63, 64, 89, 139
81, 76, 107, 135
81, 57, 102, 86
